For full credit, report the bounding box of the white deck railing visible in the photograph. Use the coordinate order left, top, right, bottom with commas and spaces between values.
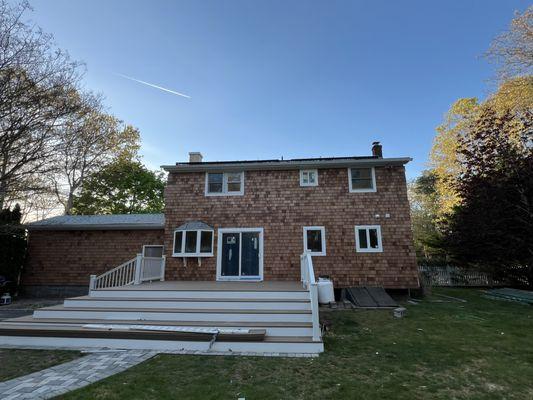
90, 254, 166, 290
300, 252, 321, 342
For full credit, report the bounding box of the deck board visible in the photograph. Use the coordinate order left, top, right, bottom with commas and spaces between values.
97, 280, 305, 292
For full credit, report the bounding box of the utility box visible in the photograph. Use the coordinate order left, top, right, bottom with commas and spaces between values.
317, 278, 335, 304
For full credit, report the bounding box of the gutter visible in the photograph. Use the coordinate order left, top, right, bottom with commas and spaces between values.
162, 157, 412, 173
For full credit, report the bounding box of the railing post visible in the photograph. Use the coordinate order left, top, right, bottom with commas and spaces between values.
134, 253, 143, 285
160, 255, 166, 282
310, 282, 321, 341
89, 274, 97, 290
300, 254, 306, 288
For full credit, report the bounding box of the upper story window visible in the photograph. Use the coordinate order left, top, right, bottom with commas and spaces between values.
348, 167, 376, 193
303, 226, 326, 256
300, 169, 318, 187
205, 172, 244, 196
355, 225, 382, 253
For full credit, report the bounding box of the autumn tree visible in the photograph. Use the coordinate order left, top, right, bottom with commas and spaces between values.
429, 98, 480, 218
71, 159, 165, 215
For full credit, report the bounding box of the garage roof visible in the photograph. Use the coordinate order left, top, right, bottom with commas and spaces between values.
26, 214, 165, 231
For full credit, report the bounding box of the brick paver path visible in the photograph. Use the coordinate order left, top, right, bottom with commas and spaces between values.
0, 350, 156, 400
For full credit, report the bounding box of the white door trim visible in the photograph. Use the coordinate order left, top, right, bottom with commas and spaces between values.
216, 227, 264, 281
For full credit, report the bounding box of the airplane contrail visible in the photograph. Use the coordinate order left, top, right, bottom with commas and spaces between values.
116, 73, 191, 99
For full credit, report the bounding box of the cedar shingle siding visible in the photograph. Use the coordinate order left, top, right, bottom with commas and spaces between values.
23, 164, 418, 293
164, 166, 418, 288
23, 230, 164, 294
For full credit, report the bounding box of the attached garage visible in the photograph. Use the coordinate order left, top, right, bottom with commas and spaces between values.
23, 214, 165, 297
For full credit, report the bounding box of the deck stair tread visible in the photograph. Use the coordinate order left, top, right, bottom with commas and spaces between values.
39, 305, 312, 314
4, 315, 313, 327
70, 296, 310, 303
93, 281, 307, 292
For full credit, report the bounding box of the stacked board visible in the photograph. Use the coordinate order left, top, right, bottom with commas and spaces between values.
344, 287, 398, 308
485, 288, 533, 305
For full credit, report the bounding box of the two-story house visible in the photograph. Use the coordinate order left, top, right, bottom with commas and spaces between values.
162, 143, 418, 288
0, 143, 418, 354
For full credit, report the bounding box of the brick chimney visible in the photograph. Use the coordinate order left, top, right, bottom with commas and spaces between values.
372, 142, 382, 158
189, 152, 203, 163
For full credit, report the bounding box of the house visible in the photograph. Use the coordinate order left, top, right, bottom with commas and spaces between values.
0, 142, 418, 355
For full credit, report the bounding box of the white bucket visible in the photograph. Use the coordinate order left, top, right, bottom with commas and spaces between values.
317, 278, 335, 304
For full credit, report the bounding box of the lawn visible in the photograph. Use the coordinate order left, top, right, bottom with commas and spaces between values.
0, 349, 82, 382
56, 288, 533, 400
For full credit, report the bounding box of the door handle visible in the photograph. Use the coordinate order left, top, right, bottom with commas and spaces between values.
229, 248, 232, 260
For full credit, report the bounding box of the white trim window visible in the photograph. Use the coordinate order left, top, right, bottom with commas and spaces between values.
205, 172, 244, 196
348, 167, 376, 192
173, 229, 214, 257
355, 225, 383, 252
300, 169, 318, 187
303, 226, 326, 256
142, 245, 164, 258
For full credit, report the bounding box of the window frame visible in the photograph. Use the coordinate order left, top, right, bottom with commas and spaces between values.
303, 226, 326, 256
205, 172, 244, 196
348, 167, 377, 193
299, 169, 318, 187
354, 225, 383, 253
142, 245, 164, 258
172, 229, 214, 257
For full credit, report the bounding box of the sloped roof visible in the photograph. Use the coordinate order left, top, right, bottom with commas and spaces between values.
26, 214, 165, 231
175, 221, 213, 230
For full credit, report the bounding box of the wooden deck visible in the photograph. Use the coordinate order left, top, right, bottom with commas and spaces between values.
100, 280, 306, 292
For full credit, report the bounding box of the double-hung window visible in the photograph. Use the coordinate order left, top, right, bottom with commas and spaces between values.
303, 226, 326, 256
206, 172, 244, 196
173, 229, 214, 257
355, 225, 383, 252
348, 167, 376, 192
300, 169, 318, 186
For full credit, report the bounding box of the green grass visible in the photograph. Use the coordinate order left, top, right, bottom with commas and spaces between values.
57, 288, 533, 400
0, 349, 82, 382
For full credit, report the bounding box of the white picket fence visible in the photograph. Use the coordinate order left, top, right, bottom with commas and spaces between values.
418, 265, 504, 287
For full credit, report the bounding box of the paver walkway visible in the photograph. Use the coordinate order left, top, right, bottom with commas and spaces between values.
0, 350, 156, 400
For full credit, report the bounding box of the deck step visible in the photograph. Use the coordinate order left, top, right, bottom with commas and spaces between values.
65, 296, 311, 311
89, 289, 309, 300
34, 305, 313, 323
0, 333, 323, 354
0, 318, 322, 354
2, 316, 314, 337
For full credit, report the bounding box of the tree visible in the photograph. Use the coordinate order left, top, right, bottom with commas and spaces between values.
486, 6, 533, 79
443, 106, 533, 287
71, 159, 165, 215
49, 92, 141, 214
0, 0, 84, 209
0, 204, 26, 294
430, 98, 480, 218
408, 171, 447, 264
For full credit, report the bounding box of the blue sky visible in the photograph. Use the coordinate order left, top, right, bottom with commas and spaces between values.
29, 0, 529, 178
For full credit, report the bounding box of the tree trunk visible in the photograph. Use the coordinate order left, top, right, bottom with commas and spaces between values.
64, 191, 74, 215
